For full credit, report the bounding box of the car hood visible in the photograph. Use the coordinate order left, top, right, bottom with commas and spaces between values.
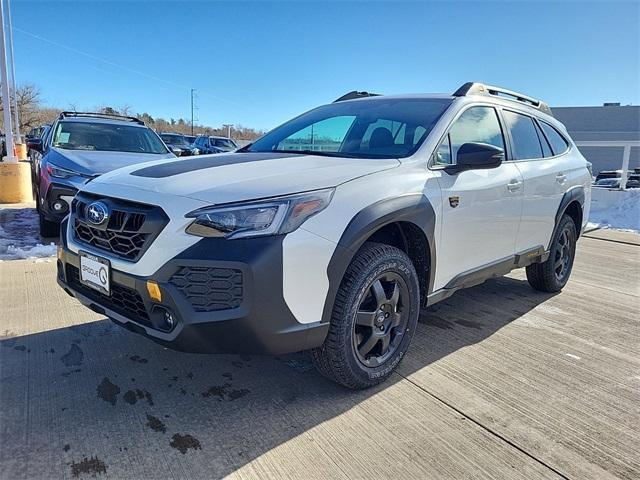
51, 148, 175, 175
89, 152, 400, 204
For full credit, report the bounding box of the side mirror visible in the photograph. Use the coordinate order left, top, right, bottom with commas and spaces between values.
170, 147, 182, 156
445, 142, 504, 174
26, 138, 43, 153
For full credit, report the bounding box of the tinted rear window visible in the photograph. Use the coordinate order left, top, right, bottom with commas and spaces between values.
503, 111, 542, 160
539, 121, 569, 156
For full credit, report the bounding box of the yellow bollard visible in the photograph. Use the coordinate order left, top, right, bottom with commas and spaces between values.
0, 161, 32, 203
15, 144, 27, 160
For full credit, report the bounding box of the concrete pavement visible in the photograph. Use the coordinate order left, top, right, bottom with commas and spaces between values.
0, 230, 638, 479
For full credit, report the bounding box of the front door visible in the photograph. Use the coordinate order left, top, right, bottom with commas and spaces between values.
430, 105, 523, 290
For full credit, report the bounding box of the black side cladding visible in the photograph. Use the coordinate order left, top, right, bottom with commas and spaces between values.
321, 194, 436, 324
549, 186, 585, 249
130, 152, 303, 178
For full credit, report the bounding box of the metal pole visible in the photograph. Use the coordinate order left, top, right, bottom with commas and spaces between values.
6, 0, 18, 140
0, 0, 16, 162
190, 89, 194, 136
620, 145, 631, 191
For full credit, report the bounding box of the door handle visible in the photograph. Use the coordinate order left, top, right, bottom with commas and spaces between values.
556, 173, 567, 184
507, 180, 522, 192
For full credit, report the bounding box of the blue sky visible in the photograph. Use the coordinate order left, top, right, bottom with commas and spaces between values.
12, 0, 640, 130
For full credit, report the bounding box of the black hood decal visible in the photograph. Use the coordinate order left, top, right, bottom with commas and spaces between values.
130, 152, 303, 178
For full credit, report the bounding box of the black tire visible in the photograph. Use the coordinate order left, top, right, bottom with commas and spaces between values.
526, 214, 577, 293
39, 212, 59, 238
310, 242, 420, 389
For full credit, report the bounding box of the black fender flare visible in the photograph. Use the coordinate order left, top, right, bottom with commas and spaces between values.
321, 194, 437, 324
548, 186, 585, 250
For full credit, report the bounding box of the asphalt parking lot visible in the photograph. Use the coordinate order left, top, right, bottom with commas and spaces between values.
0, 228, 638, 480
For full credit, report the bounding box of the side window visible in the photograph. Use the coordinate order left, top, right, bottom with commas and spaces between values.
534, 121, 553, 157
442, 106, 505, 164
539, 121, 569, 156
503, 110, 543, 160
435, 134, 452, 165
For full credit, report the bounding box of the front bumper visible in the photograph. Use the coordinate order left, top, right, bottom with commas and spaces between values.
56, 218, 329, 354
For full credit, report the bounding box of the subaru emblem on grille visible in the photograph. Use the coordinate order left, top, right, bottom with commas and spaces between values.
86, 201, 109, 225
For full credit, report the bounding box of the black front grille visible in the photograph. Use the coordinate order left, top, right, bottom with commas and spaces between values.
66, 264, 150, 324
170, 266, 243, 312
72, 194, 168, 261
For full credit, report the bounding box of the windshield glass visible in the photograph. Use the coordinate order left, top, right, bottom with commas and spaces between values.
213, 138, 236, 149
246, 98, 452, 159
160, 134, 189, 146
53, 122, 168, 154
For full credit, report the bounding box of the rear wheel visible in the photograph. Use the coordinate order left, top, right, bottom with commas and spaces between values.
39, 212, 59, 238
310, 242, 420, 389
526, 214, 577, 292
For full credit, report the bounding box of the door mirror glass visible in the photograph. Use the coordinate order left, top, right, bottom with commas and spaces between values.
445, 142, 504, 174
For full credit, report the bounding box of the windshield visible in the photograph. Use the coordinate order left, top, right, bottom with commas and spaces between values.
213, 138, 237, 149
246, 98, 452, 159
160, 134, 190, 146
52, 122, 168, 154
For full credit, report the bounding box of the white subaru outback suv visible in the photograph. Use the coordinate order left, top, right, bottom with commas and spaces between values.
57, 83, 591, 389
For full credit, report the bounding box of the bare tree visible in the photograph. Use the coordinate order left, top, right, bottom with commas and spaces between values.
0, 84, 44, 133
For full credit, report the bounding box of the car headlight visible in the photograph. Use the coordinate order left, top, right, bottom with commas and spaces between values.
46, 163, 81, 179
185, 188, 334, 239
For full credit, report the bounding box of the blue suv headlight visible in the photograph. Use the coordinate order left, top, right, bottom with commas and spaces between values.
46, 163, 81, 179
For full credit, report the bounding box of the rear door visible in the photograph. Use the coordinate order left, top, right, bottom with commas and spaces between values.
503, 110, 566, 252
431, 105, 524, 290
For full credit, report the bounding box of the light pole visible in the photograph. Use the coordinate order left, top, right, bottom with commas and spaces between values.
0, 0, 31, 203
0, 0, 16, 162
6, 0, 19, 140
190, 89, 195, 136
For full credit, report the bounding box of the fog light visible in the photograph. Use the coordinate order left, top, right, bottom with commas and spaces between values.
52, 199, 68, 212
146, 281, 162, 302
163, 310, 175, 329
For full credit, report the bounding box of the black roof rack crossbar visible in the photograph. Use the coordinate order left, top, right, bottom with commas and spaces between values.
333, 91, 381, 103
453, 82, 553, 116
58, 111, 145, 125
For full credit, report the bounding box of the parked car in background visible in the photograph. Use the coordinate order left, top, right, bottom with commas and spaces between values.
26, 125, 50, 142
595, 168, 640, 182
194, 135, 238, 154
159, 133, 198, 156
593, 175, 640, 189
26, 112, 175, 236
57, 82, 591, 389
183, 135, 200, 154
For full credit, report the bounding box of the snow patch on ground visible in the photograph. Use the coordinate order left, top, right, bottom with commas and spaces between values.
0, 205, 58, 261
588, 189, 640, 233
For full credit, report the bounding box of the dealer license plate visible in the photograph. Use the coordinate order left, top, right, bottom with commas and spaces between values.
79, 252, 110, 295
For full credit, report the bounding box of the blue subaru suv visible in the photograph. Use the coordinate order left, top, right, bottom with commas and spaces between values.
27, 112, 175, 236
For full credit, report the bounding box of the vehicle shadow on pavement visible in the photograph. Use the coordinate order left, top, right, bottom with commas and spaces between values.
0, 276, 557, 479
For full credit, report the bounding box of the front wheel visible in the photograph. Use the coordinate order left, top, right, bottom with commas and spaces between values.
526, 214, 577, 292
310, 242, 420, 389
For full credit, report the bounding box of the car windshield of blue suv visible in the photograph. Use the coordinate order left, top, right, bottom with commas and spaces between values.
245, 98, 452, 159
52, 121, 168, 154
